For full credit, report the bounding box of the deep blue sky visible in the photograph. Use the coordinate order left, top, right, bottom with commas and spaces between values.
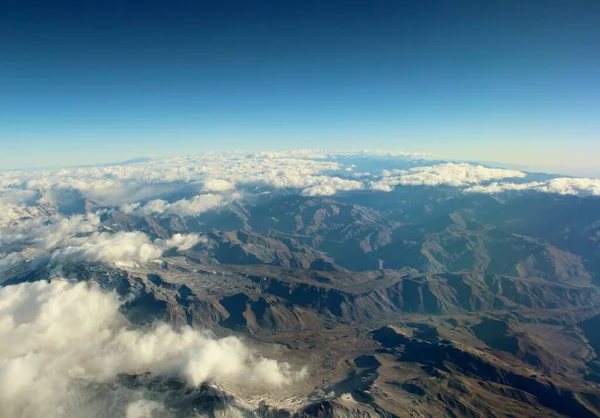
1, 0, 599, 174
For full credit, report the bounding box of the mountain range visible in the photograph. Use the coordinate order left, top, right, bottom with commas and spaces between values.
4, 181, 600, 417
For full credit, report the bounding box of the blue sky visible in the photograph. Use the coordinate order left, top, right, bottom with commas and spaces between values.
1, 0, 599, 174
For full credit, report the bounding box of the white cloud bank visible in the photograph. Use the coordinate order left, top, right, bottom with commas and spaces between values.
0, 280, 307, 418
0, 211, 204, 277
49, 231, 167, 265
300, 177, 364, 196
203, 178, 236, 192
0, 149, 438, 222
464, 177, 600, 196
159, 232, 207, 251
3, 153, 599, 278
2, 152, 600, 234
370, 163, 527, 192
121, 194, 226, 217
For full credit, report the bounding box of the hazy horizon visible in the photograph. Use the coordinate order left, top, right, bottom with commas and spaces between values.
2, 148, 598, 180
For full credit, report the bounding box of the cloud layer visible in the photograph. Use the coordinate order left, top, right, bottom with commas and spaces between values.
121, 194, 226, 217
464, 177, 600, 196
3, 151, 599, 229
369, 163, 527, 192
2, 151, 600, 278
0, 280, 306, 418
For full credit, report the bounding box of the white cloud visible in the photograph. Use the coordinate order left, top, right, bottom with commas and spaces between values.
119, 201, 142, 214
0, 153, 349, 208
247, 149, 332, 159
370, 163, 526, 191
300, 177, 363, 196
0, 209, 205, 275
203, 178, 235, 192
49, 231, 165, 265
369, 182, 394, 192
0, 213, 99, 249
465, 177, 600, 197
124, 194, 226, 218
0, 280, 307, 418
1, 150, 426, 214
541, 178, 600, 196
1, 153, 599, 240
163, 194, 226, 217
159, 233, 206, 251
463, 182, 541, 194
357, 149, 437, 158
47, 231, 206, 265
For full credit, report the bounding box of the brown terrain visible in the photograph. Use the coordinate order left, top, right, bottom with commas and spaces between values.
5, 189, 600, 417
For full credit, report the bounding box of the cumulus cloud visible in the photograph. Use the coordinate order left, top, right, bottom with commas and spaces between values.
463, 182, 541, 194
2, 152, 599, 239
44, 230, 204, 267
160, 194, 227, 217
203, 178, 235, 192
0, 150, 434, 217
122, 194, 225, 218
49, 231, 165, 265
300, 177, 363, 196
0, 153, 348, 209
159, 233, 205, 251
464, 177, 600, 197
0, 210, 205, 277
0, 213, 99, 249
369, 163, 526, 191
0, 280, 306, 418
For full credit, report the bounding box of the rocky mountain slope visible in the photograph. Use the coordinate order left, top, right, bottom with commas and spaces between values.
4, 187, 600, 417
